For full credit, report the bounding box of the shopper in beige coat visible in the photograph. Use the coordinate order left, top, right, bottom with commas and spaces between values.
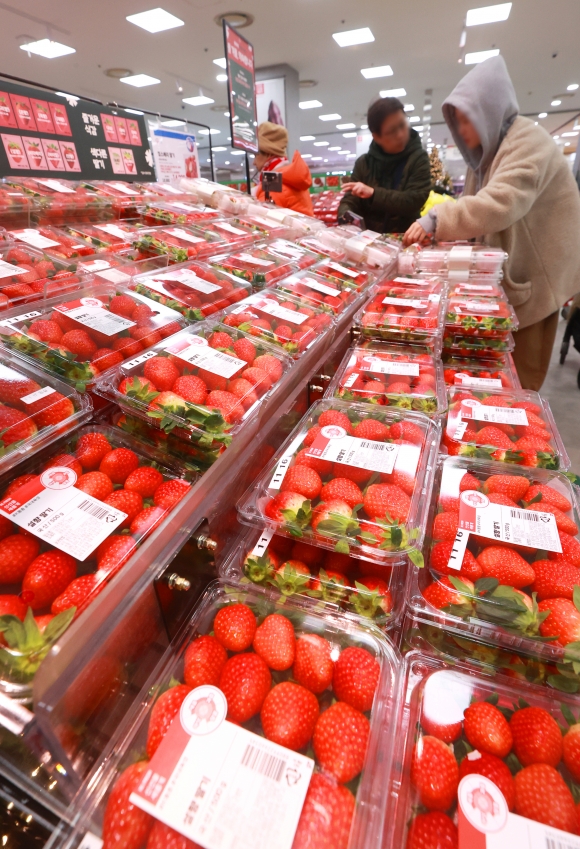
404, 56, 580, 389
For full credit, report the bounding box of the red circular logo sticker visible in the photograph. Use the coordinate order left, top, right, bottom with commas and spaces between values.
320, 425, 347, 439
460, 490, 489, 509
458, 773, 509, 833
40, 466, 78, 490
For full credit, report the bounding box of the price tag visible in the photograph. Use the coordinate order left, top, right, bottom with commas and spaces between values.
166, 227, 204, 245
307, 425, 399, 475
106, 182, 136, 195
21, 386, 56, 405
455, 283, 494, 293
326, 261, 359, 279
382, 296, 428, 309
0, 310, 41, 326
150, 268, 221, 294
13, 229, 60, 249
214, 221, 247, 236
171, 202, 199, 212
125, 350, 158, 369
94, 223, 133, 240
166, 340, 245, 378
392, 276, 432, 287
257, 300, 309, 325
35, 179, 75, 194
447, 528, 471, 571
343, 371, 360, 388
95, 268, 132, 284
296, 276, 339, 297
269, 241, 304, 260
455, 374, 503, 389
360, 357, 419, 377
236, 253, 275, 268
0, 259, 27, 279
55, 299, 135, 337
461, 402, 528, 426
268, 434, 305, 490
453, 301, 500, 313
458, 490, 561, 552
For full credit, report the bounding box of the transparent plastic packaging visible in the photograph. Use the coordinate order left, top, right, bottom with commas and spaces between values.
139, 199, 223, 227
443, 332, 515, 359
0, 281, 187, 391
448, 277, 506, 298
446, 295, 518, 336
343, 230, 400, 269
5, 178, 111, 226
132, 260, 251, 321
209, 242, 300, 288
398, 243, 507, 278
96, 320, 293, 452
0, 181, 33, 229
274, 268, 365, 315
296, 234, 349, 263
131, 224, 228, 263
0, 242, 85, 310
238, 399, 439, 564
246, 204, 326, 239
266, 238, 320, 270
195, 217, 260, 248
443, 386, 568, 469
63, 581, 400, 849
219, 289, 335, 359
180, 177, 252, 214
325, 344, 447, 417
391, 651, 580, 847
64, 221, 143, 253
76, 251, 171, 285
313, 257, 377, 292
9, 226, 96, 260
353, 284, 446, 353
239, 211, 293, 240
442, 354, 522, 390
81, 180, 157, 219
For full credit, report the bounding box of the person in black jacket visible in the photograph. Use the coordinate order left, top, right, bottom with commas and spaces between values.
338, 97, 431, 233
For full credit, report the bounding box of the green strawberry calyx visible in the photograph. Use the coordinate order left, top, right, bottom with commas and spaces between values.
0, 607, 76, 682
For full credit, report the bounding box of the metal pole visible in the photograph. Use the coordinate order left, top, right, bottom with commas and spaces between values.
245, 151, 251, 195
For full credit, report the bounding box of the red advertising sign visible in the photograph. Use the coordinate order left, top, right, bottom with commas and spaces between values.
223, 21, 258, 153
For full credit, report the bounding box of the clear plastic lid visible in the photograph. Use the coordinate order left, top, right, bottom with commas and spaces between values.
238, 399, 439, 564
9, 226, 96, 260
444, 386, 569, 470
179, 176, 252, 214
61, 580, 400, 849
399, 243, 507, 277
131, 224, 230, 263
95, 320, 293, 451
221, 525, 406, 631
266, 238, 321, 270
140, 199, 223, 227
0, 423, 193, 692
251, 205, 326, 238
219, 289, 335, 359
408, 456, 580, 668
446, 295, 519, 335
239, 211, 293, 239
0, 242, 85, 310
80, 180, 155, 218
313, 257, 377, 292
64, 221, 143, 253
209, 242, 300, 288
353, 285, 447, 353
0, 180, 33, 229
0, 281, 187, 391
448, 278, 506, 298
274, 268, 364, 315
443, 354, 522, 390
132, 260, 252, 321
5, 178, 111, 226
390, 649, 580, 848
343, 230, 400, 269
194, 217, 259, 248
76, 250, 171, 285
296, 234, 349, 262
325, 344, 447, 417
443, 332, 515, 358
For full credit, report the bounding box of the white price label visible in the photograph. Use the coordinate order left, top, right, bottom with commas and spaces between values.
106, 182, 136, 195
21, 386, 56, 405
462, 403, 529, 426
166, 227, 204, 245
58, 304, 135, 337
94, 223, 133, 240
382, 296, 427, 309
78, 259, 112, 272
0, 310, 41, 326
0, 260, 27, 279
257, 300, 309, 325
214, 221, 247, 236
453, 301, 500, 313
35, 179, 75, 194
235, 253, 275, 268
326, 261, 359, 279
13, 229, 60, 249
151, 268, 221, 295
251, 528, 275, 558
171, 202, 198, 211
343, 371, 360, 388
455, 283, 494, 292
96, 268, 132, 284
448, 245, 473, 269
268, 434, 305, 490
269, 241, 303, 260
458, 490, 562, 552
392, 276, 432, 287
168, 343, 246, 378
455, 374, 503, 388
297, 276, 339, 297
307, 426, 399, 475
452, 420, 470, 441
360, 357, 419, 377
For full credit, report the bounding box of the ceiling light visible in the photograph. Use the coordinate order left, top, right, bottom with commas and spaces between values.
214, 58, 227, 68
324, 159, 328, 162
216, 74, 228, 82
360, 124, 368, 129
121, 74, 161, 87
224, 111, 230, 117
409, 116, 421, 123
231, 150, 245, 155
336, 123, 356, 129
299, 100, 322, 109
562, 131, 579, 137
466, 3, 512, 26
414, 126, 424, 131
551, 99, 562, 106
126, 8, 184, 32
343, 132, 357, 137
300, 135, 316, 141
465, 48, 500, 64
424, 104, 432, 111
312, 156, 323, 161
125, 108, 145, 115
314, 141, 329, 146
554, 135, 560, 139
198, 128, 220, 134
183, 95, 215, 105
332, 27, 374, 47
404, 104, 415, 113
161, 119, 185, 126
538, 112, 547, 118
19, 39, 75, 58
380, 88, 406, 97
212, 146, 227, 151
319, 113, 341, 121
338, 150, 350, 155
328, 146, 341, 151
568, 84, 579, 91
302, 153, 312, 158
360, 65, 393, 79
225, 161, 230, 164
346, 153, 356, 158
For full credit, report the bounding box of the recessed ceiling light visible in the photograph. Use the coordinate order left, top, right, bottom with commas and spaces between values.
336, 123, 356, 130
126, 8, 184, 32
538, 112, 547, 118
338, 150, 351, 155
19, 39, 75, 58
314, 141, 329, 146
214, 58, 227, 69
183, 95, 215, 105
552, 100, 562, 106
161, 119, 185, 126
302, 153, 312, 158
380, 88, 406, 97
120, 73, 161, 87
328, 146, 341, 151
360, 124, 368, 130
300, 135, 316, 141
299, 100, 322, 109
554, 135, 560, 139
312, 156, 323, 161
562, 131, 579, 137
319, 113, 341, 121
403, 104, 415, 112
198, 128, 220, 134
360, 65, 393, 79
216, 74, 228, 82
465, 48, 500, 64
125, 108, 145, 115
106, 68, 133, 79
225, 161, 230, 164
466, 3, 512, 26
332, 27, 374, 47
231, 150, 245, 155
409, 116, 421, 123
568, 84, 579, 91
224, 111, 230, 117
343, 132, 357, 137
212, 146, 227, 151
414, 126, 424, 131
424, 104, 432, 111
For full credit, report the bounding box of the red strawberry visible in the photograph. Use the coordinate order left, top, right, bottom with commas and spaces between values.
27, 391, 75, 428
406, 812, 457, 849
318, 410, 353, 433
100, 448, 140, 484
280, 466, 322, 500
549, 532, 580, 567
293, 634, 334, 694
143, 357, 180, 391
253, 354, 283, 382
253, 613, 295, 670
411, 735, 459, 811
390, 420, 424, 444
332, 646, 380, 713
487, 492, 519, 507
173, 375, 207, 404
539, 597, 580, 645
0, 534, 40, 583
0, 515, 13, 543
146, 683, 191, 758
429, 541, 482, 580
320, 477, 362, 509
349, 576, 393, 618
102, 762, 153, 849
146, 822, 202, 849
28, 319, 63, 344
363, 483, 410, 522
352, 418, 390, 441
240, 367, 270, 390
526, 502, 578, 535
514, 763, 577, 834
476, 546, 536, 588
459, 472, 481, 491
118, 376, 158, 398
563, 724, 580, 782
51, 574, 101, 616
531, 560, 580, 600
129, 506, 165, 536
524, 484, 572, 512
463, 700, 513, 758
459, 750, 515, 810
484, 474, 530, 501
261, 681, 319, 750
76, 471, 114, 501
208, 331, 234, 350
232, 337, 256, 365
292, 773, 355, 849
0, 406, 37, 445
474, 425, 514, 449
264, 491, 311, 524
206, 389, 244, 422
303, 425, 322, 446
61, 329, 97, 360
124, 466, 164, 498
43, 453, 82, 476
75, 432, 112, 470
291, 540, 324, 567
112, 337, 142, 357
97, 537, 136, 576
421, 713, 463, 744
228, 378, 258, 407
219, 652, 271, 723
22, 551, 77, 610
432, 511, 459, 541
313, 702, 369, 783
104, 490, 143, 527
0, 375, 40, 405
153, 479, 189, 509
294, 447, 333, 476
213, 603, 257, 651
184, 635, 227, 689
0, 594, 26, 620
330, 461, 372, 485
510, 706, 562, 767
422, 576, 475, 612
109, 295, 137, 317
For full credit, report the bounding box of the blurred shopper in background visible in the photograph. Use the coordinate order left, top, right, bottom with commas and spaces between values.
253, 122, 314, 216
404, 56, 580, 390
338, 97, 431, 233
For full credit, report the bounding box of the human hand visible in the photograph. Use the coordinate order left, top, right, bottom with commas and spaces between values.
342, 181, 374, 199
403, 221, 430, 247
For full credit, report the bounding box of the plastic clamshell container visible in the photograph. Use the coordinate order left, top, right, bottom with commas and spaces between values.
325, 344, 447, 417
219, 289, 335, 359
398, 243, 507, 278
0, 181, 33, 229
6, 178, 111, 225
353, 285, 446, 354
209, 242, 300, 288
65, 221, 143, 253
220, 525, 406, 632
139, 199, 223, 227
0, 350, 92, 473
442, 354, 522, 390
238, 399, 440, 564
266, 238, 320, 270
390, 650, 580, 848
180, 177, 252, 214
62, 580, 400, 849
76, 250, 171, 285
443, 385, 568, 469
448, 277, 506, 298
253, 205, 326, 239
131, 224, 229, 264
132, 260, 251, 321
343, 230, 400, 269
443, 332, 515, 359
296, 234, 349, 262
9, 226, 96, 260
0, 423, 193, 698
95, 320, 293, 452
274, 268, 364, 315
313, 257, 377, 292
239, 211, 293, 239
445, 295, 518, 336
0, 280, 187, 391
195, 217, 260, 248
0, 242, 85, 310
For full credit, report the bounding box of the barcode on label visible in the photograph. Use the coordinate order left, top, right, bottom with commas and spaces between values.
510, 509, 540, 522
545, 839, 580, 849
241, 744, 286, 782
78, 499, 112, 520
360, 441, 387, 450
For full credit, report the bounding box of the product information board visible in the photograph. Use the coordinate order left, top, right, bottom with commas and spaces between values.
0, 79, 155, 181
223, 21, 258, 154
150, 127, 200, 184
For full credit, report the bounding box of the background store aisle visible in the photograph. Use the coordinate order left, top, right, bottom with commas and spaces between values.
540, 316, 580, 470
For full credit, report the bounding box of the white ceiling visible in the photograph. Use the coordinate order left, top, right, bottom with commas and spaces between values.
1, 0, 579, 176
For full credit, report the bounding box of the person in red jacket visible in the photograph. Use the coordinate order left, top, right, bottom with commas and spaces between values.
254, 122, 314, 216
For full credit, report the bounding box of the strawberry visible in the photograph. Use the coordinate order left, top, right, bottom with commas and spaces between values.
232, 337, 256, 365
352, 418, 390, 441
406, 812, 457, 849
332, 646, 380, 712
0, 406, 37, 445
206, 389, 243, 422
27, 319, 63, 344
105, 490, 143, 527
76, 471, 113, 501
172, 375, 207, 404
280, 466, 322, 500
332, 461, 373, 485
75, 432, 112, 470
184, 635, 227, 689
459, 750, 515, 810
487, 493, 519, 507
146, 683, 191, 758
292, 773, 355, 849
272, 560, 311, 595
531, 560, 580, 600
563, 724, 580, 782
320, 477, 362, 509
0, 515, 12, 543
97, 537, 136, 576
474, 425, 514, 449
4, 474, 36, 496
43, 453, 83, 476
514, 763, 577, 834
130, 506, 165, 536
124, 466, 164, 498
432, 511, 460, 541
526, 502, 578, 535
261, 681, 319, 750
324, 551, 355, 573
27, 391, 75, 428
153, 479, 190, 509
349, 576, 393, 619
524, 484, 572, 513
549, 532, 580, 567
240, 367, 270, 390
303, 425, 322, 446
290, 540, 324, 567
363, 484, 410, 522
313, 702, 369, 783
389, 421, 424, 444
61, 329, 97, 360
213, 603, 257, 651
102, 761, 153, 849
51, 574, 100, 616
109, 295, 137, 317
318, 410, 353, 433
411, 736, 459, 811
228, 378, 258, 407
539, 597, 580, 645
459, 472, 481, 491
293, 634, 334, 694
463, 700, 513, 758
208, 331, 235, 350
264, 491, 311, 526
510, 706, 562, 767
485, 474, 530, 501
311, 500, 356, 539
476, 546, 536, 588
118, 376, 158, 401
144, 357, 180, 391
146, 822, 202, 849
219, 652, 271, 723
429, 541, 482, 580
253, 354, 283, 381
0, 375, 41, 405
0, 595, 26, 620
253, 613, 295, 670
421, 713, 463, 744
0, 534, 40, 582
99, 448, 140, 484
112, 337, 142, 357
422, 576, 475, 613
